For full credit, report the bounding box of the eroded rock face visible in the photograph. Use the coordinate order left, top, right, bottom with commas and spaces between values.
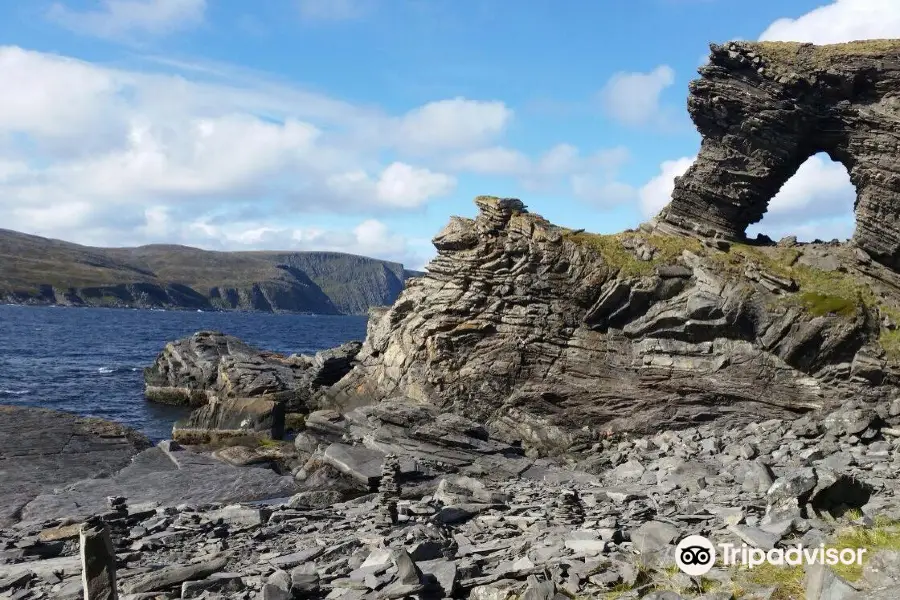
144, 330, 361, 407
656, 40, 900, 268
321, 196, 900, 455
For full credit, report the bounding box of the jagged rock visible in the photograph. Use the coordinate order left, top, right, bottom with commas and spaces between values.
317, 196, 897, 455
79, 517, 117, 600
144, 331, 360, 412
656, 40, 900, 269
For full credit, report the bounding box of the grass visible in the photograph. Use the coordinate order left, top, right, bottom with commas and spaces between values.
827, 520, 900, 582
564, 231, 703, 277
737, 563, 805, 600
797, 292, 859, 317
285, 412, 307, 433
741, 40, 900, 76
565, 231, 900, 359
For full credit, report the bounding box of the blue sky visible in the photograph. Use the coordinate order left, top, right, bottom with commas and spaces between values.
0, 0, 895, 268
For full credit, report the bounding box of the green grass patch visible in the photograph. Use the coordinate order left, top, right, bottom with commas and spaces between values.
745, 40, 900, 75
564, 231, 703, 277
735, 562, 805, 600
285, 412, 307, 433
828, 521, 900, 582
797, 292, 859, 317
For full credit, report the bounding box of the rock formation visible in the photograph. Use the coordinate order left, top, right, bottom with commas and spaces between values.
655, 40, 900, 268
316, 195, 900, 455
0, 406, 151, 527
144, 332, 360, 409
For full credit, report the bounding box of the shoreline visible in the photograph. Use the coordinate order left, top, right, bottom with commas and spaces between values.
0, 301, 355, 316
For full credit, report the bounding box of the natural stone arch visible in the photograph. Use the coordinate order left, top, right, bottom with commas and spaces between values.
655, 40, 900, 267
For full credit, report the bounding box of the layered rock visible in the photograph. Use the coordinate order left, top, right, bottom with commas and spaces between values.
0, 405, 151, 527
655, 40, 900, 268
320, 196, 900, 455
145, 332, 361, 409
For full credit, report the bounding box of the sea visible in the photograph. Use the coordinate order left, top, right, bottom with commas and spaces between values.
0, 305, 368, 442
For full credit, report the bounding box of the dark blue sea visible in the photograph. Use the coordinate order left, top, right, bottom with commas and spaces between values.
0, 305, 368, 442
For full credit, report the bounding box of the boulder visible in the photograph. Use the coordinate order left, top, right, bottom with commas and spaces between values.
172, 396, 285, 445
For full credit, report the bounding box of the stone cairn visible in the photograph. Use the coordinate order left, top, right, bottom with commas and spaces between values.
553, 486, 585, 526
104, 496, 129, 550
374, 454, 401, 530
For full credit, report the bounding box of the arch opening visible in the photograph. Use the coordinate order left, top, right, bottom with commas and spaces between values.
746, 153, 857, 244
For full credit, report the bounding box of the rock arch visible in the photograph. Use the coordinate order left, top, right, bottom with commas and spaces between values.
655, 40, 900, 267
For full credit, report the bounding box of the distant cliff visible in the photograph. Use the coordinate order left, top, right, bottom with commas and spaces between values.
0, 229, 422, 314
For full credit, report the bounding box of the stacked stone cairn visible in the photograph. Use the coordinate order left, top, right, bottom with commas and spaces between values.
375, 454, 401, 530
553, 486, 585, 526
103, 496, 129, 550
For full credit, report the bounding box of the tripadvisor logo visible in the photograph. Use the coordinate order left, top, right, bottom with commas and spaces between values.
674, 535, 867, 576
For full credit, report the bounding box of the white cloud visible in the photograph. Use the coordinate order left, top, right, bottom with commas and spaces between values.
599, 65, 676, 127
48, 0, 207, 39
448, 146, 530, 175
143, 211, 427, 268
326, 162, 456, 209
0, 45, 496, 260
638, 156, 695, 217
394, 98, 513, 154
298, 0, 372, 21
749, 154, 856, 240
449, 143, 634, 207
760, 0, 900, 43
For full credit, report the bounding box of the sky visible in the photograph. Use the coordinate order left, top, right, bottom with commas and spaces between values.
0, 0, 898, 269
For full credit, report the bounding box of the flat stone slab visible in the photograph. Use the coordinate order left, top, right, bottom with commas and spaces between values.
19, 446, 299, 523
323, 443, 386, 486
0, 405, 151, 526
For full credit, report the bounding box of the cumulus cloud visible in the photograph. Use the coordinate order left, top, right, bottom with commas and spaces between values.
449, 144, 634, 206
0, 45, 509, 262
393, 98, 513, 154
760, 0, 900, 43
748, 154, 856, 240
326, 162, 456, 209
638, 156, 696, 218
599, 65, 676, 127
47, 0, 207, 39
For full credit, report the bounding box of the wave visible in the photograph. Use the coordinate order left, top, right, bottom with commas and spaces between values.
0, 388, 28, 396
97, 366, 143, 375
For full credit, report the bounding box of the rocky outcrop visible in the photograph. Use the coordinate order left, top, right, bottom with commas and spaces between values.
172, 397, 285, 445
0, 406, 151, 527
319, 196, 900, 455
655, 40, 900, 268
145, 331, 361, 442
144, 331, 361, 411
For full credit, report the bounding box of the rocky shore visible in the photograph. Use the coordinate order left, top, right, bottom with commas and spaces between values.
3, 398, 900, 599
